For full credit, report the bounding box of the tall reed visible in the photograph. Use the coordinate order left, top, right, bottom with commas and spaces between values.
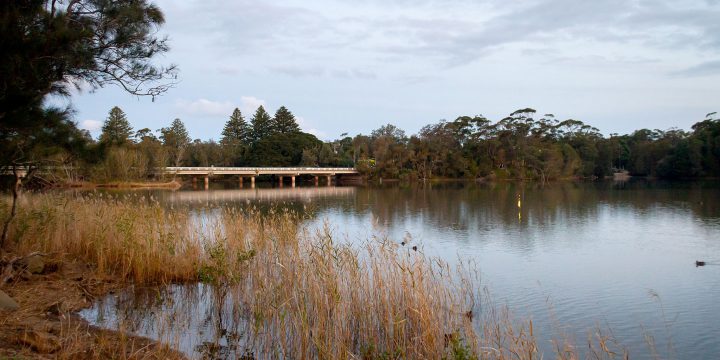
4, 193, 630, 359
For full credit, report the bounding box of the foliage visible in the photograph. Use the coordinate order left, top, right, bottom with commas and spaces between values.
160, 118, 190, 167
4, 103, 719, 184
220, 108, 251, 166
99, 106, 134, 147
92, 146, 148, 182
250, 105, 274, 143
0, 0, 175, 167
247, 132, 322, 166
271, 106, 301, 134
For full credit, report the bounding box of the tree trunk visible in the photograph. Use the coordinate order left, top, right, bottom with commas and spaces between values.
1, 169, 22, 250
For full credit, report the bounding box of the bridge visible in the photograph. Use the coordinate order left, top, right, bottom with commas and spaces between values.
164, 167, 359, 188
3, 166, 360, 188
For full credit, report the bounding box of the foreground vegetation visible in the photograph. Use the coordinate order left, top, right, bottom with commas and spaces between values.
0, 193, 638, 359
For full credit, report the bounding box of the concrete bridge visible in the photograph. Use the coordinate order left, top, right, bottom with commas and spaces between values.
164, 167, 359, 188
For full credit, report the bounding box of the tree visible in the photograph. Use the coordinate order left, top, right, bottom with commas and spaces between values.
99, 106, 133, 146
371, 124, 406, 142
220, 108, 250, 165
301, 148, 319, 166
272, 106, 301, 134
221, 108, 251, 144
248, 133, 322, 166
1, 0, 175, 250
0, 106, 89, 247
135, 128, 166, 179
1, 0, 176, 123
250, 105, 273, 143
160, 119, 191, 167
135, 128, 157, 142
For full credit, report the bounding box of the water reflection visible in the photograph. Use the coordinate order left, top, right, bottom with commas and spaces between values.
81, 180, 720, 359
81, 284, 256, 359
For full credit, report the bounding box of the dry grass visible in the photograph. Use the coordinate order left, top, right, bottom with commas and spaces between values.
2, 193, 635, 359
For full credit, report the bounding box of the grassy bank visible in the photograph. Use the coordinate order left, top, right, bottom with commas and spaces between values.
1, 193, 629, 359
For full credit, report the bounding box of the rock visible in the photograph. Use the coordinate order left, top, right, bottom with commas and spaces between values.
0, 289, 19, 311
19, 254, 45, 274
16, 331, 61, 354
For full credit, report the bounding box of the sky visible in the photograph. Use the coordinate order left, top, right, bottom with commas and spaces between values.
66, 0, 719, 141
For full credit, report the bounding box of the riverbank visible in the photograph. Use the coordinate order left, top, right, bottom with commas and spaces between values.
0, 253, 185, 359
0, 192, 632, 359
58, 180, 183, 190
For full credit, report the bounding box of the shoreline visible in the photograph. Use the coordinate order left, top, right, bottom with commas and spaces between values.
0, 253, 186, 359
59, 180, 183, 190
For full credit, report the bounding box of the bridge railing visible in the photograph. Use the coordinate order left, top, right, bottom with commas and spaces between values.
164, 167, 357, 172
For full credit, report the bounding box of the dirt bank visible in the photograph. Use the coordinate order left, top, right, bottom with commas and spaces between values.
0, 254, 185, 359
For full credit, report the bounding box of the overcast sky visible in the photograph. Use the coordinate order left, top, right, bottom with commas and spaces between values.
68, 0, 719, 140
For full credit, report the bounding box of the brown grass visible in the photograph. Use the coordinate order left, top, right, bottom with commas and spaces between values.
1, 193, 635, 359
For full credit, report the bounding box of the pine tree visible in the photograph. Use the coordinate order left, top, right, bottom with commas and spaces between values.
221, 108, 251, 145
250, 105, 273, 142
160, 118, 191, 167
272, 106, 301, 134
99, 106, 133, 146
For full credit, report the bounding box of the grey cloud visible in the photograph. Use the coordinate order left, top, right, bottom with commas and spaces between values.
671, 60, 720, 77
271, 66, 377, 80
330, 69, 377, 80
369, 0, 720, 65
162, 0, 720, 71
272, 66, 327, 78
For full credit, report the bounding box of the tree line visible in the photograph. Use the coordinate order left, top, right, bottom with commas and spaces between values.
60, 106, 719, 182
340, 109, 720, 181
78, 104, 323, 181
1, 1, 718, 185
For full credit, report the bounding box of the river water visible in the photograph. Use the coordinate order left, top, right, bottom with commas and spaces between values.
80, 180, 720, 359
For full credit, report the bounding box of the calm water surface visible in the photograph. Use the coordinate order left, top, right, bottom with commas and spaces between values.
80, 180, 720, 359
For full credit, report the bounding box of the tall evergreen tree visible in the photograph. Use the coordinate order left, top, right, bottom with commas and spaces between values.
99, 106, 133, 146
250, 105, 273, 142
220, 108, 251, 165
221, 108, 251, 145
272, 106, 301, 134
160, 118, 191, 167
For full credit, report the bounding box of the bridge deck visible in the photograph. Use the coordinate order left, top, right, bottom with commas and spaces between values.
164, 167, 358, 176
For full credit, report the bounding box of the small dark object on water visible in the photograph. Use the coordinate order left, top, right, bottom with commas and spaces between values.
401, 241, 405, 246
695, 260, 706, 267
412, 246, 417, 251
465, 310, 473, 320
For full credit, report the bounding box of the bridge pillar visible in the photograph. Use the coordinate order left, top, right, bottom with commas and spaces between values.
239, 176, 243, 188
192, 177, 197, 186
204, 176, 209, 190
278, 176, 283, 187
314, 176, 319, 186
250, 176, 255, 188
326, 175, 332, 186
291, 176, 296, 187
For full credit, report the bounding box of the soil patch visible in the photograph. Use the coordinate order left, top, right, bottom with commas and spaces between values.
0, 255, 186, 359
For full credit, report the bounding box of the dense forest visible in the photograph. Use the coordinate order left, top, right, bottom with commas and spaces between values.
34, 106, 720, 183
